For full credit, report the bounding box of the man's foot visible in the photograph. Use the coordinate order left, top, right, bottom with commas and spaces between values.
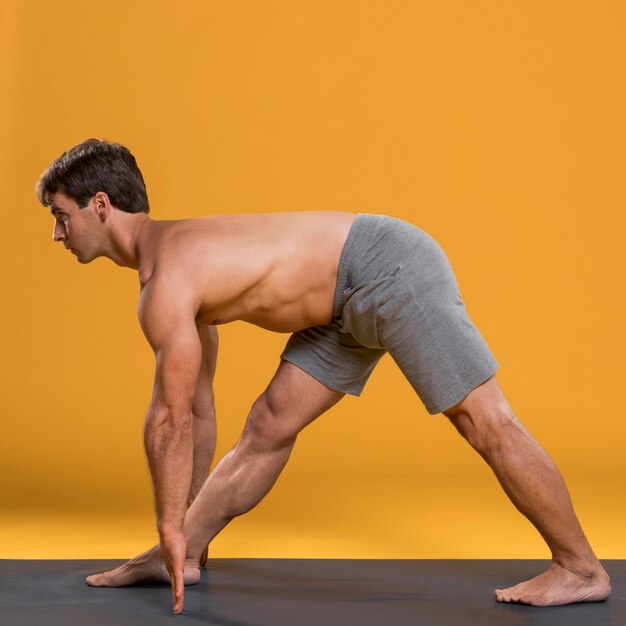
495, 561, 611, 606
86, 547, 201, 587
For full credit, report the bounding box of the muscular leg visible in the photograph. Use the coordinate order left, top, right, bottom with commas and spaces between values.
183, 359, 344, 562
86, 360, 344, 586
442, 374, 611, 606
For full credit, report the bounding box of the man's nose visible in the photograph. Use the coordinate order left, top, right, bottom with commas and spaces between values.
52, 223, 65, 242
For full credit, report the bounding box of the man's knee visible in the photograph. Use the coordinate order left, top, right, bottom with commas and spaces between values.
442, 376, 518, 454
446, 408, 519, 455
242, 392, 300, 450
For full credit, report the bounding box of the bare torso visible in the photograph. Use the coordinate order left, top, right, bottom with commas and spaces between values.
137, 211, 357, 333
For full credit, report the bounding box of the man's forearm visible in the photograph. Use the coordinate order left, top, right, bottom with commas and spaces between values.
144, 408, 194, 534
188, 407, 217, 506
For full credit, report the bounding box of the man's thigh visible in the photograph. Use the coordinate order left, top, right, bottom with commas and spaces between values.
280, 323, 385, 397
260, 359, 346, 436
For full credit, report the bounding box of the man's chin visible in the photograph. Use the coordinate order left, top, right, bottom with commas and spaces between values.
71, 249, 98, 264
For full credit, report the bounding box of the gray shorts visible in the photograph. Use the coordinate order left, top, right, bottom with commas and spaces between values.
280, 213, 500, 415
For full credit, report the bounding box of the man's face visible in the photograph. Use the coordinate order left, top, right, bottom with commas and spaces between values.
50, 192, 100, 264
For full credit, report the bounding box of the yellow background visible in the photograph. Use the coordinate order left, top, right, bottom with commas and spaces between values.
0, 1, 624, 559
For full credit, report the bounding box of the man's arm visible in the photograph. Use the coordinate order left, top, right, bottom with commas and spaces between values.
189, 323, 218, 507
138, 277, 202, 613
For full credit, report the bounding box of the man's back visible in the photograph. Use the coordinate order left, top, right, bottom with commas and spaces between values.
137, 211, 356, 332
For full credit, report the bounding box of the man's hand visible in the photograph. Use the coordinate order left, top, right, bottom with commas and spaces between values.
160, 530, 187, 614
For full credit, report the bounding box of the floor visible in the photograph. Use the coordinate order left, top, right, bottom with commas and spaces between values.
0, 559, 622, 626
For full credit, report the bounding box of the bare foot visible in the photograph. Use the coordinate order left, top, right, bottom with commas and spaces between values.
495, 561, 611, 606
86, 546, 201, 587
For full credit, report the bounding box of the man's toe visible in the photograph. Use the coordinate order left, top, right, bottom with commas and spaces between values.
86, 574, 103, 586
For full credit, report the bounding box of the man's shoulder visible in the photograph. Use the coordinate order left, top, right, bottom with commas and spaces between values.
137, 271, 201, 350
138, 219, 205, 286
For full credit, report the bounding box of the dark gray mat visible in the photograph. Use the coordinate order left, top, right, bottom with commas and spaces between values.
0, 559, 623, 625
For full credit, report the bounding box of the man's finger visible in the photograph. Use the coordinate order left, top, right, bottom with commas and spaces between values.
173, 568, 185, 614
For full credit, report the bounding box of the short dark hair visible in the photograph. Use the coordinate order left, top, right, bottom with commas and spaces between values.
35, 138, 150, 214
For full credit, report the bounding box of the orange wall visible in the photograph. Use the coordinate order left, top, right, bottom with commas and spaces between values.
1, 1, 624, 557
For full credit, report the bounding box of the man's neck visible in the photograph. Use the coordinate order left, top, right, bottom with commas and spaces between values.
106, 213, 153, 270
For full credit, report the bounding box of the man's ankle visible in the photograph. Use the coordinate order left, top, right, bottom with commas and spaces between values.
552, 555, 600, 579
184, 554, 203, 568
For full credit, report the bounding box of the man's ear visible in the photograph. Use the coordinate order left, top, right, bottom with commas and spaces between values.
93, 191, 113, 220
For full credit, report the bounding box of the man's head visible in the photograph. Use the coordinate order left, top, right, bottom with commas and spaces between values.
36, 139, 150, 265
36, 138, 150, 214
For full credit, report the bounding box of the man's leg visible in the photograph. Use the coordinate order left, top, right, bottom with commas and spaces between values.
86, 360, 344, 586
442, 374, 611, 606
182, 360, 344, 562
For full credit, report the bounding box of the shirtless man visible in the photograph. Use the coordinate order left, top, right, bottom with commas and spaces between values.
36, 139, 611, 614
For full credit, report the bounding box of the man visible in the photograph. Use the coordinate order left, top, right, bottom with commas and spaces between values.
36, 138, 610, 614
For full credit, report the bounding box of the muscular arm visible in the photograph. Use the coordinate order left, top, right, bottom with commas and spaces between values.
138, 276, 201, 542
188, 323, 218, 507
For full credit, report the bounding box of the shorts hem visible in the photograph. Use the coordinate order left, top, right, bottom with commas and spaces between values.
279, 355, 363, 397
425, 361, 500, 415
